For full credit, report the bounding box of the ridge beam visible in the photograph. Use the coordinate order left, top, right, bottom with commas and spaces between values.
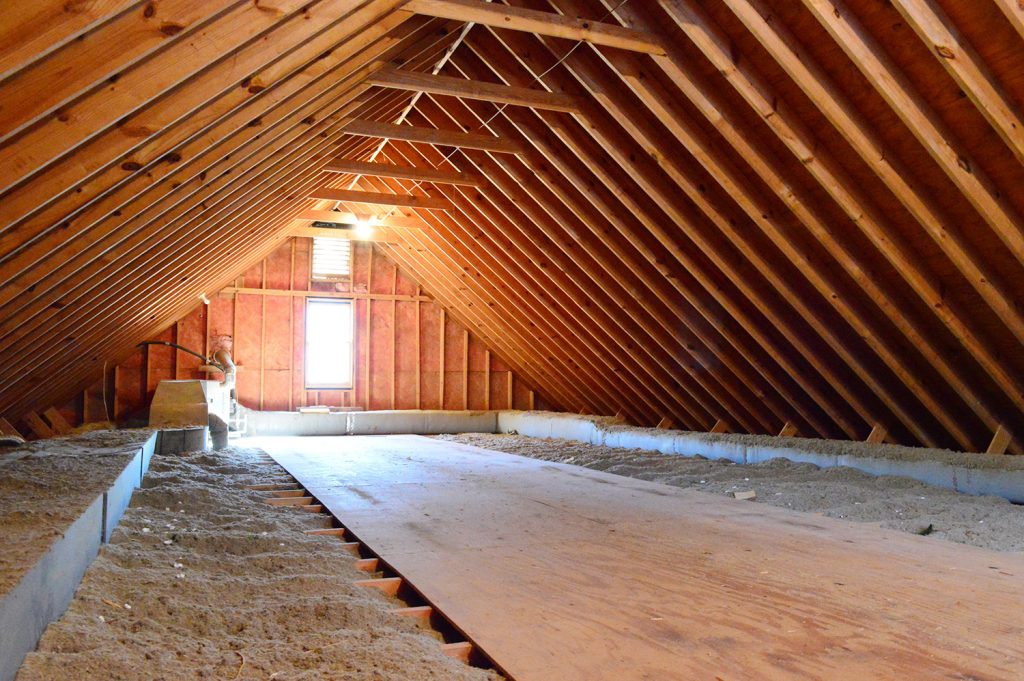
344, 119, 520, 153
403, 0, 665, 54
367, 67, 579, 112
308, 187, 453, 210
323, 158, 483, 186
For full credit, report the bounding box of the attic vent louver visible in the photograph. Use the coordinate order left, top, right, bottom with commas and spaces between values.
311, 237, 351, 281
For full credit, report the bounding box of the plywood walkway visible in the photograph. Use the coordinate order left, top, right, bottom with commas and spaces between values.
252, 435, 1024, 681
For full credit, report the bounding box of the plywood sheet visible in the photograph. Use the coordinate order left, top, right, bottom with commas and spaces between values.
255, 435, 1024, 681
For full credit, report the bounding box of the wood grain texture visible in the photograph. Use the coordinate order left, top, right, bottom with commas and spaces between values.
261, 434, 1024, 681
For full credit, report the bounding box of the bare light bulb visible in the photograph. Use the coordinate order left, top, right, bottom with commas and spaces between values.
354, 217, 376, 239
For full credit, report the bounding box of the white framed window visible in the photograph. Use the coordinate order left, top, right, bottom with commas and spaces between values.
304, 298, 354, 389
311, 237, 351, 281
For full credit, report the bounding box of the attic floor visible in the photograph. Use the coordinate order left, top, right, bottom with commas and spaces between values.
255, 434, 1024, 681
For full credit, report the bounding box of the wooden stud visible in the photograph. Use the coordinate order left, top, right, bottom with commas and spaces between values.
260, 258, 267, 412
462, 328, 469, 410
710, 419, 730, 434
484, 349, 490, 410
391, 262, 398, 410
439, 308, 446, 409
656, 416, 673, 430
288, 238, 296, 412
354, 557, 380, 572
415, 292, 422, 409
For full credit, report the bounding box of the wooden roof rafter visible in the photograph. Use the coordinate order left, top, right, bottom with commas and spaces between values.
502, 1, 977, 448
1, 0, 1023, 453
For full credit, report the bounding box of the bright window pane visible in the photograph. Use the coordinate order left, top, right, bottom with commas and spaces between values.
305, 299, 353, 389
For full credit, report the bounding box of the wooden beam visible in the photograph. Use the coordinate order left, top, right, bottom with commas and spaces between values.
631, 2, 1011, 448
291, 226, 407, 243
308, 187, 453, 210
440, 641, 474, 663
220, 287, 432, 303
891, 0, 1024, 167
798, 0, 1024, 267
995, 0, 1024, 43
368, 67, 579, 112
322, 158, 483, 186
778, 422, 798, 438
440, 308, 446, 408
343, 118, 521, 153
403, 0, 665, 55
296, 209, 427, 230
23, 412, 54, 439
710, 419, 729, 434
656, 416, 673, 429
0, 12, 409, 416
43, 407, 71, 434
866, 424, 887, 444
986, 425, 1012, 455
0, 417, 23, 438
